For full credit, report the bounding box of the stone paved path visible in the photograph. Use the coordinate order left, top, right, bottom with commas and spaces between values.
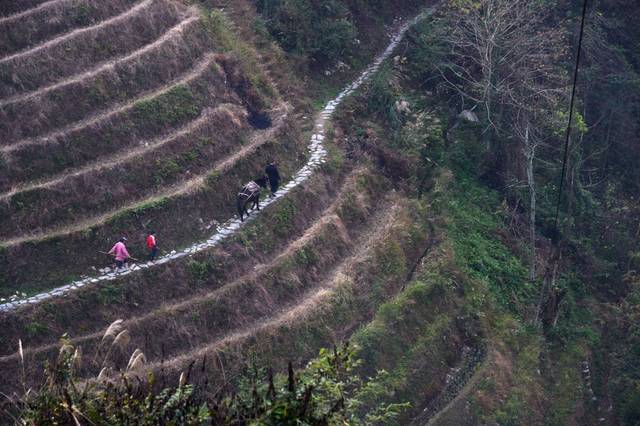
0, 10, 430, 313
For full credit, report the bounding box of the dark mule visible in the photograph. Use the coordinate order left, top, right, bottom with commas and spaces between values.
236, 176, 268, 222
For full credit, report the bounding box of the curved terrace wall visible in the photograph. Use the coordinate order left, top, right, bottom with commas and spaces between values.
0, 165, 353, 359
0, 112, 304, 296
0, 55, 246, 190
0, 0, 140, 56
0, 105, 251, 237
0, 15, 208, 141
0, 0, 52, 17
0, 0, 183, 100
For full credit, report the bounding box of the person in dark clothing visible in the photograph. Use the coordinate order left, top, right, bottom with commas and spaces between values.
265, 160, 280, 197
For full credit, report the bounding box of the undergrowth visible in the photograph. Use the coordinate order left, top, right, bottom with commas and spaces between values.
201, 9, 276, 109
132, 85, 200, 127
6, 332, 407, 425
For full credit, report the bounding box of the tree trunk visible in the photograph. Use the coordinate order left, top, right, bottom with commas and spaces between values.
524, 124, 537, 281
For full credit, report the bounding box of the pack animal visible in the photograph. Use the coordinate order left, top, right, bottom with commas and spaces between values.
236, 176, 268, 222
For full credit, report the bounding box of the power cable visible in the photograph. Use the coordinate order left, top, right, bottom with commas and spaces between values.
552, 0, 589, 242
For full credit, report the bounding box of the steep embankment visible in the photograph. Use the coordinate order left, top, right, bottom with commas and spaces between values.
0, 2, 425, 304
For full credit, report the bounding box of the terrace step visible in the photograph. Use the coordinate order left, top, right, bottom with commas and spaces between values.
0, 0, 52, 18
0, 104, 252, 238
0, 54, 240, 190
0, 106, 289, 243
0, 106, 301, 296
0, 167, 362, 359
143, 201, 404, 380
0, 15, 207, 142
0, 104, 241, 202
0, 0, 184, 99
0, 0, 140, 57
0, 172, 396, 392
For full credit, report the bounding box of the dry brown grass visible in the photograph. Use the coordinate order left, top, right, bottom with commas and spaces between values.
0, 101, 289, 245
0, 15, 207, 142
0, 166, 352, 367
0, 167, 372, 392
143, 200, 403, 375
0, 104, 245, 202
0, 0, 183, 99
0, 54, 228, 195
0, 0, 140, 56
126, 349, 146, 372
0, 103, 249, 239
100, 319, 124, 346
0, 109, 301, 305
0, 17, 209, 140
0, 0, 51, 18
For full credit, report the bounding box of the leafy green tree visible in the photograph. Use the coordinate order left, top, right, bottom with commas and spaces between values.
255, 0, 358, 65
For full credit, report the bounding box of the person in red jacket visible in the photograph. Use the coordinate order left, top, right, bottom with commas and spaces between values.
146, 231, 158, 261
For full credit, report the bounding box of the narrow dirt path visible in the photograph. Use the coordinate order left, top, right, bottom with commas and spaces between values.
0, 0, 157, 65
0, 14, 200, 108
0, 11, 429, 312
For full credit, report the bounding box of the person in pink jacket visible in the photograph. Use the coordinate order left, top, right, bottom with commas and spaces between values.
108, 237, 130, 270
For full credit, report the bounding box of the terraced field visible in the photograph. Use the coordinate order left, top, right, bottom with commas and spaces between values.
0, 2, 481, 422
0, 0, 291, 297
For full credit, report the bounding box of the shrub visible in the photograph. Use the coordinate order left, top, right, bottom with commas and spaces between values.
26, 322, 48, 338
8, 334, 409, 424
365, 64, 403, 129
201, 10, 275, 108
255, 0, 358, 65
132, 85, 199, 127
154, 158, 182, 185
187, 259, 214, 282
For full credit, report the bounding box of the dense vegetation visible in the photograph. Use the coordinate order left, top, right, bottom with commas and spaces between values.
332, 0, 640, 422
9, 338, 408, 425
252, 0, 422, 73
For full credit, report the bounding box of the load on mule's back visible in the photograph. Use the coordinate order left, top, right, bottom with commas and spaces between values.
236, 176, 268, 221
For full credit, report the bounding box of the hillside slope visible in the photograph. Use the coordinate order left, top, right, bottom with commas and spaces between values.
0, 0, 290, 298
1, 2, 467, 421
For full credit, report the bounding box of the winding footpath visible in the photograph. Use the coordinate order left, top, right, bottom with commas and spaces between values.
0, 10, 431, 313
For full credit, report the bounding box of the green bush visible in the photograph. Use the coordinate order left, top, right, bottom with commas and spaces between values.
154, 158, 182, 185
11, 339, 408, 424
132, 85, 199, 127
255, 0, 358, 65
187, 259, 214, 282
26, 321, 48, 338
363, 64, 403, 128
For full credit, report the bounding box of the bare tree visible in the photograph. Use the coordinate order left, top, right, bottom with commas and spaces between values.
434, 0, 569, 281
434, 0, 567, 131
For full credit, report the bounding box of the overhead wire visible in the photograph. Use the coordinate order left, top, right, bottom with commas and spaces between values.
552, 0, 589, 242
